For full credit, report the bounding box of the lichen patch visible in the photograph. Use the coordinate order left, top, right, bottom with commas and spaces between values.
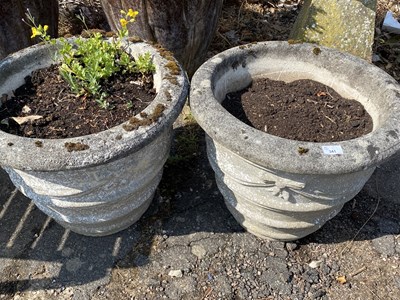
65, 142, 90, 152
123, 104, 166, 132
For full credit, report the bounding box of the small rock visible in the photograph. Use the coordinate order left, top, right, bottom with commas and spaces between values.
372, 54, 382, 63
308, 260, 323, 269
330, 261, 340, 273
168, 269, 183, 278
65, 258, 83, 273
303, 269, 320, 284
191, 244, 207, 260
286, 242, 298, 251
311, 289, 326, 299
395, 276, 400, 289
21, 105, 32, 114
61, 247, 73, 257
372, 235, 396, 256
320, 264, 331, 276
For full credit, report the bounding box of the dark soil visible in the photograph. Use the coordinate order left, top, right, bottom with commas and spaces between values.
0, 64, 155, 139
222, 78, 373, 142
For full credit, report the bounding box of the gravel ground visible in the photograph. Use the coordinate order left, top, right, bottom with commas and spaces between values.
1, 1, 400, 299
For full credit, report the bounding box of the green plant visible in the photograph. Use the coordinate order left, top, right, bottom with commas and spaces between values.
24, 8, 155, 109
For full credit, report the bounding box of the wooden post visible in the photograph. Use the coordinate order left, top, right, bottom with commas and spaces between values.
100, 0, 224, 77
0, 0, 59, 60
290, 0, 377, 61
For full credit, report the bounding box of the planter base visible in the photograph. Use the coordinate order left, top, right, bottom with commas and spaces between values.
207, 136, 375, 241
4, 128, 171, 237
55, 189, 155, 236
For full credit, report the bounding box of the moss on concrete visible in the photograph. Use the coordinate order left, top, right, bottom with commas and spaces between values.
290, 0, 377, 60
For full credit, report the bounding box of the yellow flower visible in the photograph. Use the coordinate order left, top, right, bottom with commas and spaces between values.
43, 25, 49, 32
120, 18, 128, 27
127, 9, 138, 18
31, 27, 39, 38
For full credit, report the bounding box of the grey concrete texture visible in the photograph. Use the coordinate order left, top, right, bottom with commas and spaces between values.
290, 0, 376, 60
190, 41, 400, 175
189, 41, 400, 240
0, 41, 189, 236
3, 128, 171, 236
206, 135, 375, 241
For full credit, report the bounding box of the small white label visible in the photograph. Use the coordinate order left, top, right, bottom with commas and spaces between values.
322, 145, 343, 155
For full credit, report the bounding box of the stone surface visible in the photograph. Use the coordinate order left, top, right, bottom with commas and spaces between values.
189, 41, 400, 241
290, 0, 377, 60
372, 235, 396, 256
168, 270, 183, 278
191, 244, 207, 260
0, 41, 189, 236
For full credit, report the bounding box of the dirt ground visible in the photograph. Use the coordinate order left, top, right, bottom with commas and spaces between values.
1, 1, 400, 299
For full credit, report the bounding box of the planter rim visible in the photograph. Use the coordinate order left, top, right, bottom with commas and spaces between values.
0, 41, 189, 171
190, 41, 400, 175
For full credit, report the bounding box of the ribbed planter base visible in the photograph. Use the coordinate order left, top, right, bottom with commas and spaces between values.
207, 136, 375, 241
4, 128, 171, 236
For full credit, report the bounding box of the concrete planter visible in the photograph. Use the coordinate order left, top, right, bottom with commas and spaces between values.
190, 41, 400, 241
0, 41, 188, 236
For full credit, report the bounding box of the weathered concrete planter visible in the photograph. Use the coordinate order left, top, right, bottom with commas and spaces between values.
0, 41, 188, 236
190, 41, 400, 241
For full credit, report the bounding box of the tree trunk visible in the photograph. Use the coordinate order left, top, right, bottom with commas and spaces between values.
100, 0, 223, 77
0, 0, 59, 60
290, 0, 377, 61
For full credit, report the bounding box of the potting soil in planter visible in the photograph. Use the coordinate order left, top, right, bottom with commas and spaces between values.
222, 78, 373, 142
0, 64, 156, 138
